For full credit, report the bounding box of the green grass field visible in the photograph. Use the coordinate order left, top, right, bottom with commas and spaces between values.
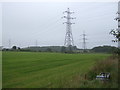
2, 51, 110, 88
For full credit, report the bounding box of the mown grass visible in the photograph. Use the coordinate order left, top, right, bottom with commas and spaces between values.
2, 51, 110, 88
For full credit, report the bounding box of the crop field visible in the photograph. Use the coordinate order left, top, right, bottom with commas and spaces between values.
2, 51, 110, 88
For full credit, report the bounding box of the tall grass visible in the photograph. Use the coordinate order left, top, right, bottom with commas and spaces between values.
64, 56, 118, 88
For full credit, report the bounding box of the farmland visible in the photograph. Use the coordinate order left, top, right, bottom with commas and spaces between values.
2, 51, 110, 88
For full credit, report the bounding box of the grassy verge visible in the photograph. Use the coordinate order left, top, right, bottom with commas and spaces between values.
65, 55, 118, 88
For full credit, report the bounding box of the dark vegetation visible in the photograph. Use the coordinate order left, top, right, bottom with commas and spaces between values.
110, 28, 120, 55
91, 46, 118, 53
110, 29, 120, 42
2, 45, 118, 54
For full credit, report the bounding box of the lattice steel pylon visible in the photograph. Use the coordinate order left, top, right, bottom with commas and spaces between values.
62, 8, 75, 47
82, 32, 87, 52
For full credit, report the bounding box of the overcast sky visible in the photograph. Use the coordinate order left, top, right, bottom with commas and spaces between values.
1, 2, 118, 49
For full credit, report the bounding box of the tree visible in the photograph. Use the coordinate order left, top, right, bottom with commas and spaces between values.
66, 45, 73, 53
46, 48, 52, 52
110, 29, 120, 55
61, 46, 66, 53
110, 29, 120, 42
18, 47, 21, 50
91, 46, 117, 53
12, 46, 17, 50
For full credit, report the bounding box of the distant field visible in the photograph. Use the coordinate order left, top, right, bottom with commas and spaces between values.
2, 51, 110, 88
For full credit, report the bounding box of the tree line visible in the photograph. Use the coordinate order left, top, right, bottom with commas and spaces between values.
2, 45, 118, 54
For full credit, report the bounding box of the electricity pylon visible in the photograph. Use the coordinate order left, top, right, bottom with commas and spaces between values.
82, 32, 87, 52
80, 32, 87, 52
62, 8, 75, 47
